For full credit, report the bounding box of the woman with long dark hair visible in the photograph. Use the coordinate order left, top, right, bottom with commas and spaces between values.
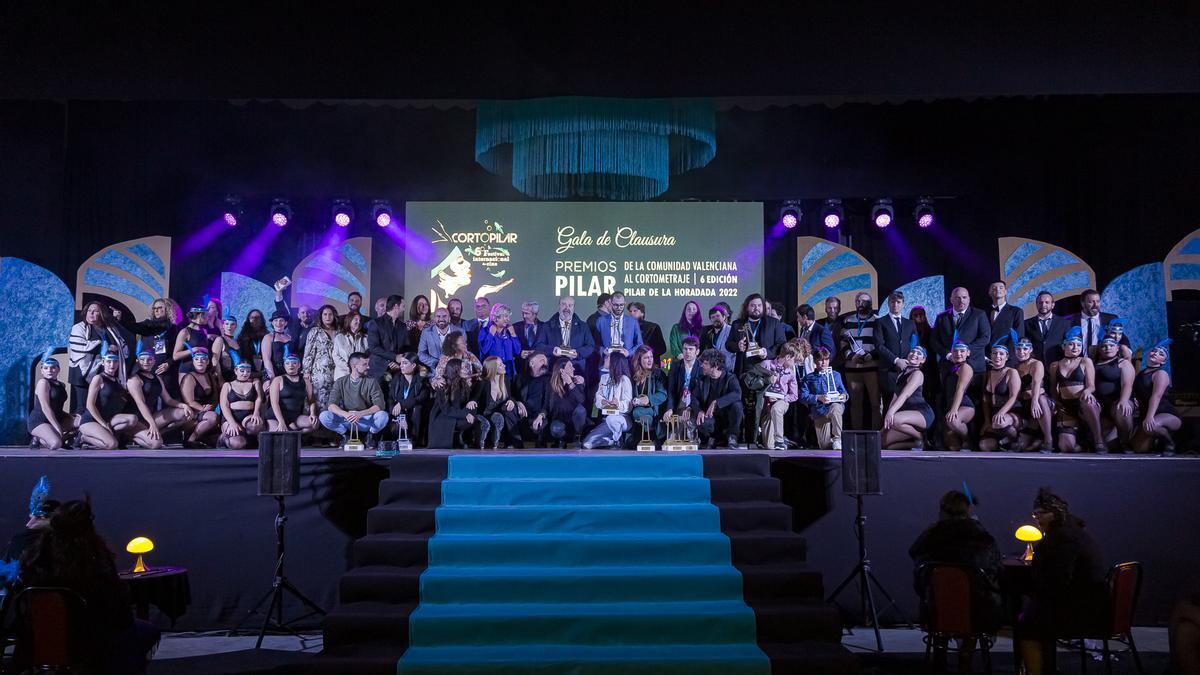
668, 301, 704, 362
428, 358, 490, 448
68, 301, 128, 413
582, 351, 633, 449
408, 294, 431, 346
629, 345, 668, 446
979, 341, 1022, 452
1131, 340, 1182, 454
303, 304, 339, 411
17, 499, 160, 674
333, 312, 369, 381
540, 357, 588, 447
237, 308, 269, 374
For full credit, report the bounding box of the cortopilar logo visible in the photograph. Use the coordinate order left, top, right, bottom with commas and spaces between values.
427, 219, 517, 309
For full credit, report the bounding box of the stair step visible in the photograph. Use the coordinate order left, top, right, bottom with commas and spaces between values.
441, 477, 712, 506
710, 476, 782, 502
408, 600, 758, 646
339, 565, 423, 604
376, 453, 450, 479
427, 532, 733, 567
322, 601, 416, 650
367, 505, 437, 534
701, 453, 773, 478
354, 533, 431, 567
378, 478, 444, 507
447, 453, 705, 479
760, 641, 860, 675
717, 501, 794, 532
738, 563, 826, 600
750, 600, 844, 643
418, 565, 745, 604
398, 643, 771, 674
728, 531, 808, 565
434, 503, 721, 534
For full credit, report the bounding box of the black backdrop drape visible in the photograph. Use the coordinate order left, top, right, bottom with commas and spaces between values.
2, 94, 1198, 349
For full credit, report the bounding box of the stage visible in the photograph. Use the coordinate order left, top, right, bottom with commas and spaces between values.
1, 447, 1197, 632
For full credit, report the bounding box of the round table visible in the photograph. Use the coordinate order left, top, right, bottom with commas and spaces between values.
119, 565, 191, 626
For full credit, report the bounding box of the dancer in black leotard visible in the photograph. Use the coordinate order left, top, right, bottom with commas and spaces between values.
1092, 336, 1136, 451
269, 346, 317, 434
219, 352, 265, 449
1049, 327, 1105, 453
1013, 336, 1054, 453
882, 341, 933, 449
179, 344, 221, 447
28, 348, 75, 449
260, 309, 293, 382
980, 340, 1022, 452
942, 339, 976, 452
211, 311, 241, 383
1131, 340, 1182, 455
78, 343, 145, 449
125, 339, 194, 449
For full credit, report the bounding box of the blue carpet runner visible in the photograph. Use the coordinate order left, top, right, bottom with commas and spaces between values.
397, 454, 771, 674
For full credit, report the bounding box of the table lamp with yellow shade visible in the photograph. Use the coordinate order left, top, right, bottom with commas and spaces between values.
126, 537, 154, 573
1015, 525, 1043, 562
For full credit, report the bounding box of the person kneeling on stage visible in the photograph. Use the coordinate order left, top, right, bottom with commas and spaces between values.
536, 357, 588, 448
428, 358, 490, 449
582, 351, 633, 449
1132, 339, 1182, 455
692, 348, 743, 450
1092, 336, 1135, 451
756, 339, 800, 451
979, 338, 1022, 452
800, 347, 848, 451
1049, 328, 1106, 453
629, 345, 667, 447
28, 350, 75, 450
1013, 337, 1054, 453
477, 355, 527, 449
179, 344, 221, 448
882, 341, 933, 450
941, 340, 976, 452
127, 339, 194, 448
219, 354, 265, 449
320, 352, 390, 449
269, 346, 317, 435
389, 352, 428, 447
515, 353, 550, 446
78, 343, 148, 450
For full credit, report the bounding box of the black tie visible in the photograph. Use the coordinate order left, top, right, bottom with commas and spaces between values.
1040, 319, 1048, 336
1085, 319, 1093, 347
893, 316, 900, 333
526, 323, 534, 345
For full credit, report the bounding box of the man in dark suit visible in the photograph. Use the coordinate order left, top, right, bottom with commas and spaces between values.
534, 296, 596, 373
932, 287, 991, 374
665, 336, 703, 417
876, 290, 918, 398
987, 281, 1025, 345
726, 294, 788, 443
515, 300, 548, 372
585, 293, 612, 345
1064, 288, 1116, 354
367, 295, 411, 380
691, 348, 744, 449
794, 303, 835, 354
1024, 290, 1069, 365
628, 302, 667, 360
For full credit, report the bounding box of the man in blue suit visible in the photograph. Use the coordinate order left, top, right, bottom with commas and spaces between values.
534, 296, 596, 373
794, 303, 835, 353
515, 300, 548, 371
595, 292, 643, 355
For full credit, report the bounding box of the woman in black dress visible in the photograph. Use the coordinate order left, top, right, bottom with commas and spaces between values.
942, 340, 976, 452
179, 345, 221, 447
28, 349, 74, 450
171, 301, 210, 378
428, 358, 490, 449
238, 308, 269, 374
1049, 328, 1105, 453
219, 354, 265, 449
1131, 340, 1182, 454
979, 341, 1022, 452
540, 357, 588, 448
78, 345, 144, 450
211, 311, 241, 383
126, 339, 194, 448
1013, 336, 1054, 453
268, 346, 317, 434
260, 309, 294, 382
1092, 336, 1136, 451
882, 343, 933, 449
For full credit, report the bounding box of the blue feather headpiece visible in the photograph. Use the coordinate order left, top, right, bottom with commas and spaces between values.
100, 336, 119, 361
40, 347, 57, 366
1063, 326, 1084, 345
283, 344, 300, 363
962, 480, 975, 506
908, 333, 926, 357
1100, 336, 1120, 347
29, 475, 50, 517
1105, 317, 1126, 334
950, 328, 968, 351
135, 337, 154, 357
185, 340, 209, 357
1145, 338, 1172, 368
230, 348, 251, 370
222, 309, 236, 323
1016, 335, 1033, 350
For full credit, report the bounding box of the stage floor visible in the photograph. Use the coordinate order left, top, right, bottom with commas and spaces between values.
2, 447, 1197, 631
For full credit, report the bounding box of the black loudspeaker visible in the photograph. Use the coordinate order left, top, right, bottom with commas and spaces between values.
258, 432, 301, 496
841, 430, 881, 496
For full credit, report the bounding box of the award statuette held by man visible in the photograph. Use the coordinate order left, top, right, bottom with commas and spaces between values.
553, 344, 577, 359
636, 417, 655, 452
743, 325, 767, 359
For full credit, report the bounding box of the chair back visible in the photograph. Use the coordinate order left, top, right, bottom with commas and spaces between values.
917, 562, 977, 636
13, 586, 88, 669
1107, 561, 1142, 636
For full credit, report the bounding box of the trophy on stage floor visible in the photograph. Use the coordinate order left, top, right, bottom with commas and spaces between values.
742, 324, 766, 359
395, 413, 412, 451
665, 416, 699, 452
342, 425, 364, 452
636, 417, 655, 452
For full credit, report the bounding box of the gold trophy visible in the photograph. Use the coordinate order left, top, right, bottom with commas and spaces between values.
342, 424, 364, 452
395, 413, 412, 451
636, 417, 655, 452
665, 416, 699, 452
743, 325, 766, 359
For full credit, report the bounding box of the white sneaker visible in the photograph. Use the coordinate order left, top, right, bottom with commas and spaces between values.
831, 439, 842, 451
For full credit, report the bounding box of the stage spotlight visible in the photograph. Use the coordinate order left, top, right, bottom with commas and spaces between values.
332, 199, 354, 228
780, 201, 801, 229
914, 198, 935, 228
372, 200, 393, 228
871, 199, 894, 228
821, 199, 843, 229
223, 195, 243, 227
270, 199, 292, 227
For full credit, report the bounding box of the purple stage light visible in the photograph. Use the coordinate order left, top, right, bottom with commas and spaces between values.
272, 212, 288, 227
782, 213, 798, 229
823, 213, 840, 228
874, 212, 892, 228
914, 198, 936, 229
821, 199, 843, 229
223, 212, 238, 227
376, 212, 391, 227
918, 213, 934, 228
334, 212, 351, 227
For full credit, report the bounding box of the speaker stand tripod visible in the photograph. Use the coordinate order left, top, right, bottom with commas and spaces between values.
230, 495, 327, 648
826, 493, 906, 653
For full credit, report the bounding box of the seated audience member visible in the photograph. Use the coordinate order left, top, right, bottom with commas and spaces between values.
668, 301, 704, 362
15, 499, 161, 674
1049, 328, 1105, 453
478, 304, 522, 379
389, 352, 429, 446
418, 308, 463, 372
1013, 336, 1054, 453
179, 344, 221, 448
755, 339, 800, 451
692, 348, 744, 449
537, 357, 589, 448
882, 342, 933, 450
269, 346, 317, 434
78, 345, 147, 450
534, 296, 596, 374
515, 352, 551, 446
1171, 593, 1200, 675
941, 340, 976, 452
218, 354, 265, 449
1018, 488, 1108, 675
800, 347, 848, 450
909, 490, 1004, 669
979, 339, 1021, 452
583, 351, 634, 449
428, 358, 490, 449
629, 345, 668, 446
1132, 339, 1181, 455
1091, 336, 1135, 452
1, 478, 58, 593
319, 352, 390, 449
28, 349, 76, 450
127, 339, 194, 448
477, 355, 527, 449
628, 302, 667, 361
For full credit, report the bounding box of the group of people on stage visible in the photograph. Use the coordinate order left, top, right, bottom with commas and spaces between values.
31, 280, 1181, 453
